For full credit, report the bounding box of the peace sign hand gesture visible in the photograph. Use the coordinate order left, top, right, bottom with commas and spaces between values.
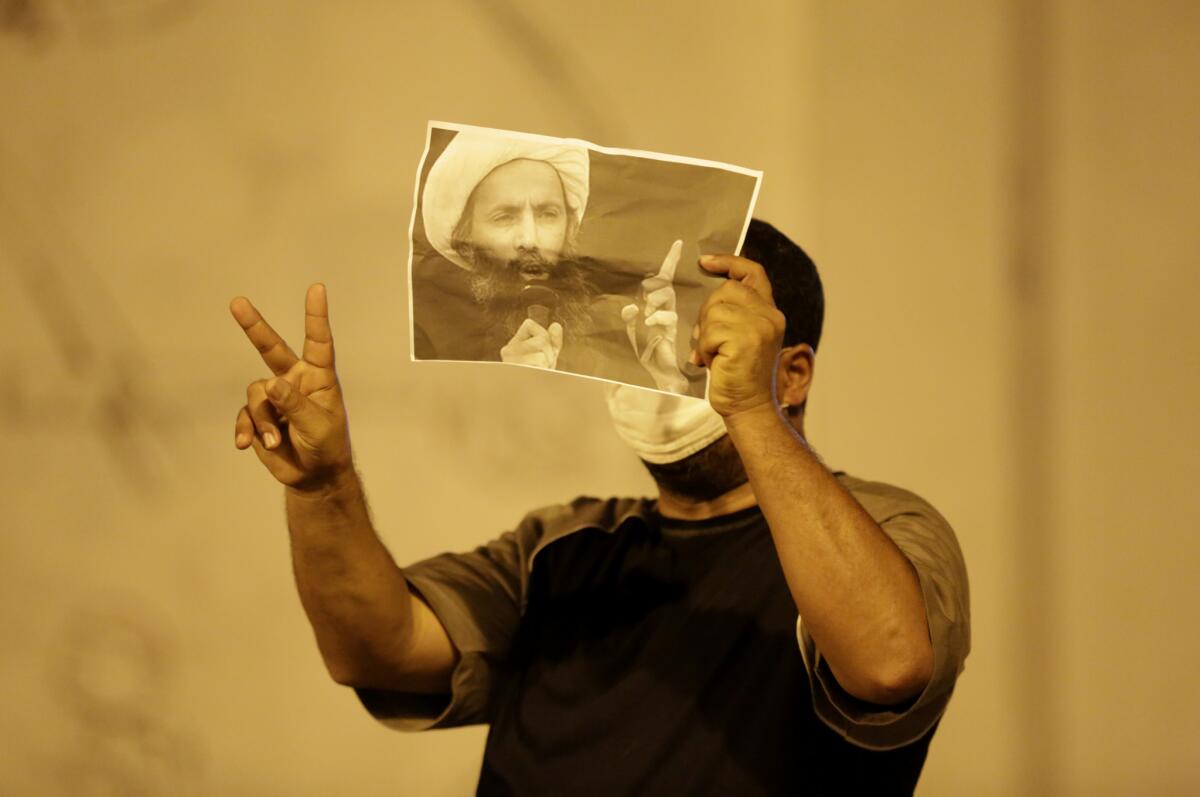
230, 283, 353, 490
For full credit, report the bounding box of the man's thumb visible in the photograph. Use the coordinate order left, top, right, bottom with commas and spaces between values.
266, 378, 322, 429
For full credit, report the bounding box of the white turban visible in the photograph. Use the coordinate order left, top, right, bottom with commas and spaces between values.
421, 130, 590, 270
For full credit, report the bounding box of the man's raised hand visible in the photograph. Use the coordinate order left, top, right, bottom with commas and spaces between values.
501, 318, 564, 370
688, 255, 787, 418
230, 283, 353, 490
630, 239, 688, 393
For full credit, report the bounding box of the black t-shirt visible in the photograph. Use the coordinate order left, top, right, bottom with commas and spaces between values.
475, 505, 935, 796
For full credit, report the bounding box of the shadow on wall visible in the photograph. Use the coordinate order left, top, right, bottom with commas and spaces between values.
0, 156, 178, 497
0, 0, 197, 47
45, 597, 205, 795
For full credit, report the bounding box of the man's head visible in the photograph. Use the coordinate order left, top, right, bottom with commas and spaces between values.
452, 158, 575, 272
739, 218, 824, 356
450, 159, 589, 315
609, 219, 824, 502
422, 130, 589, 272
422, 131, 592, 333
738, 217, 824, 418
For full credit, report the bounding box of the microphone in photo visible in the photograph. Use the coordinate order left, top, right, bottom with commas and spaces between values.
520, 284, 560, 329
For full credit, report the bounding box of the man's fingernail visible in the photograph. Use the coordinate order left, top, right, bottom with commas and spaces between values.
699, 254, 715, 263
236, 433, 249, 447
691, 324, 699, 340
264, 431, 278, 448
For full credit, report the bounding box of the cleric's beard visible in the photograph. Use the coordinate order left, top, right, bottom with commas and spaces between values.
467, 248, 596, 340
640, 434, 750, 503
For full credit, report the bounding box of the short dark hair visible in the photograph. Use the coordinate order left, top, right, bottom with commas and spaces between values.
740, 218, 824, 352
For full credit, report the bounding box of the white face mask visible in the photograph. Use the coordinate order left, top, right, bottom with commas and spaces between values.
604, 384, 728, 464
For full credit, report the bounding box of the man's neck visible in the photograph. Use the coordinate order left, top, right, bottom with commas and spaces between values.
649, 417, 808, 521
654, 479, 758, 521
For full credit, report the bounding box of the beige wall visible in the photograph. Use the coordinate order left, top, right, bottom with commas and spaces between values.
0, 1, 1195, 794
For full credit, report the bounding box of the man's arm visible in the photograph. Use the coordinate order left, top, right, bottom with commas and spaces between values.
284, 471, 457, 693
692, 256, 933, 706
723, 406, 933, 706
230, 285, 456, 694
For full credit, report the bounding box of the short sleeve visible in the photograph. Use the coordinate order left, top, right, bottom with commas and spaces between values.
798, 478, 971, 750
356, 530, 526, 731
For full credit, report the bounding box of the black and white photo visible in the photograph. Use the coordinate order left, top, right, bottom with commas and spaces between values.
408, 122, 761, 397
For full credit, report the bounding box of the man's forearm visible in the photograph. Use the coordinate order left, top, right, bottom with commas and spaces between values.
725, 404, 933, 705
284, 470, 417, 685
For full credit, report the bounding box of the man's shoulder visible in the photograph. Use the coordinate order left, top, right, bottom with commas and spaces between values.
835, 472, 951, 528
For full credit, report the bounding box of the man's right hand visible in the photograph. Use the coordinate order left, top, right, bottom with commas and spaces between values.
500, 318, 564, 370
231, 283, 353, 490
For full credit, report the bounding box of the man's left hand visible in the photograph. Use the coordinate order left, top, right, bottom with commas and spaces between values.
689, 254, 787, 418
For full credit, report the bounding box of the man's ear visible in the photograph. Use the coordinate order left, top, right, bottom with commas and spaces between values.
776, 344, 815, 409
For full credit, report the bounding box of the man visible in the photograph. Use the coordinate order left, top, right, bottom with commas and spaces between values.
230, 220, 969, 794
414, 130, 690, 393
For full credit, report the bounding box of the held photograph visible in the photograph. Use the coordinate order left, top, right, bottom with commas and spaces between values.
407, 121, 762, 397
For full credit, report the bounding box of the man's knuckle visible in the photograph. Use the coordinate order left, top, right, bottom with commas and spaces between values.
711, 304, 738, 324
